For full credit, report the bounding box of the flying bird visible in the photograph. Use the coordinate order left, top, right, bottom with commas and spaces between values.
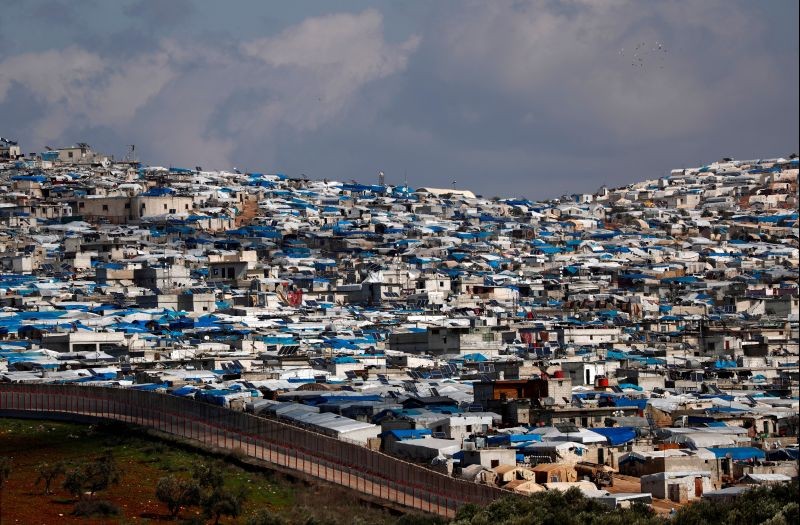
625, 39, 668, 70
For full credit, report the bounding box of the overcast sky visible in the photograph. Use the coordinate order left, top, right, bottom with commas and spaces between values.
1, 0, 797, 199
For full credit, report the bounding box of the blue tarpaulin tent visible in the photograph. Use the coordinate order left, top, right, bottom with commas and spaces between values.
705, 447, 765, 461
591, 427, 637, 446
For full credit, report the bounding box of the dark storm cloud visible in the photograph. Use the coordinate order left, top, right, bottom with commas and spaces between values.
0, 0, 797, 199
29, 0, 78, 25
123, 0, 196, 28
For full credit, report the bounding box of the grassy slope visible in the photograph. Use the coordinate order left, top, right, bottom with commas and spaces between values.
0, 418, 399, 524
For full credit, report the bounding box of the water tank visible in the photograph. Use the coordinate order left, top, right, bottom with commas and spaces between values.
552, 370, 565, 379
595, 376, 610, 388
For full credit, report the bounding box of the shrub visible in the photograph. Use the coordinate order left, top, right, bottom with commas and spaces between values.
61, 451, 122, 499
192, 462, 225, 491
202, 487, 246, 525
245, 510, 285, 525
156, 475, 202, 518
396, 514, 448, 525
35, 461, 67, 495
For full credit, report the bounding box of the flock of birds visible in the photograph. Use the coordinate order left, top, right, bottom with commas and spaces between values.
620, 41, 668, 69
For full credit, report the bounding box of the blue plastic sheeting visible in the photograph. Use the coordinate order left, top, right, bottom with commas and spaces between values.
661, 276, 699, 284
74, 372, 117, 382
619, 273, 650, 280
511, 433, 542, 443
261, 336, 296, 345
108, 322, 152, 333
618, 383, 644, 391
591, 427, 637, 446
0, 351, 51, 362
706, 447, 765, 461
606, 350, 667, 366
534, 245, 563, 254
326, 339, 358, 350
11, 175, 48, 182
195, 388, 259, 406
305, 395, 383, 406
381, 429, 432, 440
341, 183, 383, 193
707, 406, 746, 413
195, 315, 222, 327
615, 398, 648, 410
486, 433, 542, 446
168, 318, 194, 330
142, 187, 175, 196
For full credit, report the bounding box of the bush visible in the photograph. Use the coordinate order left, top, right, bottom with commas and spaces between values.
245, 510, 285, 525
449, 488, 660, 525
449, 483, 799, 525
671, 483, 799, 525
156, 475, 202, 518
395, 514, 447, 525
202, 486, 246, 525
35, 461, 67, 495
61, 451, 122, 499
71, 499, 120, 517
193, 462, 225, 491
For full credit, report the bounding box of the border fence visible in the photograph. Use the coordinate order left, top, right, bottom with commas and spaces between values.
0, 384, 505, 517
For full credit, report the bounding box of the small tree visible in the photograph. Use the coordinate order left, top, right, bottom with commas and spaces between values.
156, 475, 201, 519
0, 456, 12, 525
63, 467, 88, 500
62, 452, 122, 500
0, 458, 10, 485
84, 451, 121, 497
192, 463, 224, 491
35, 461, 67, 495
203, 487, 246, 525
